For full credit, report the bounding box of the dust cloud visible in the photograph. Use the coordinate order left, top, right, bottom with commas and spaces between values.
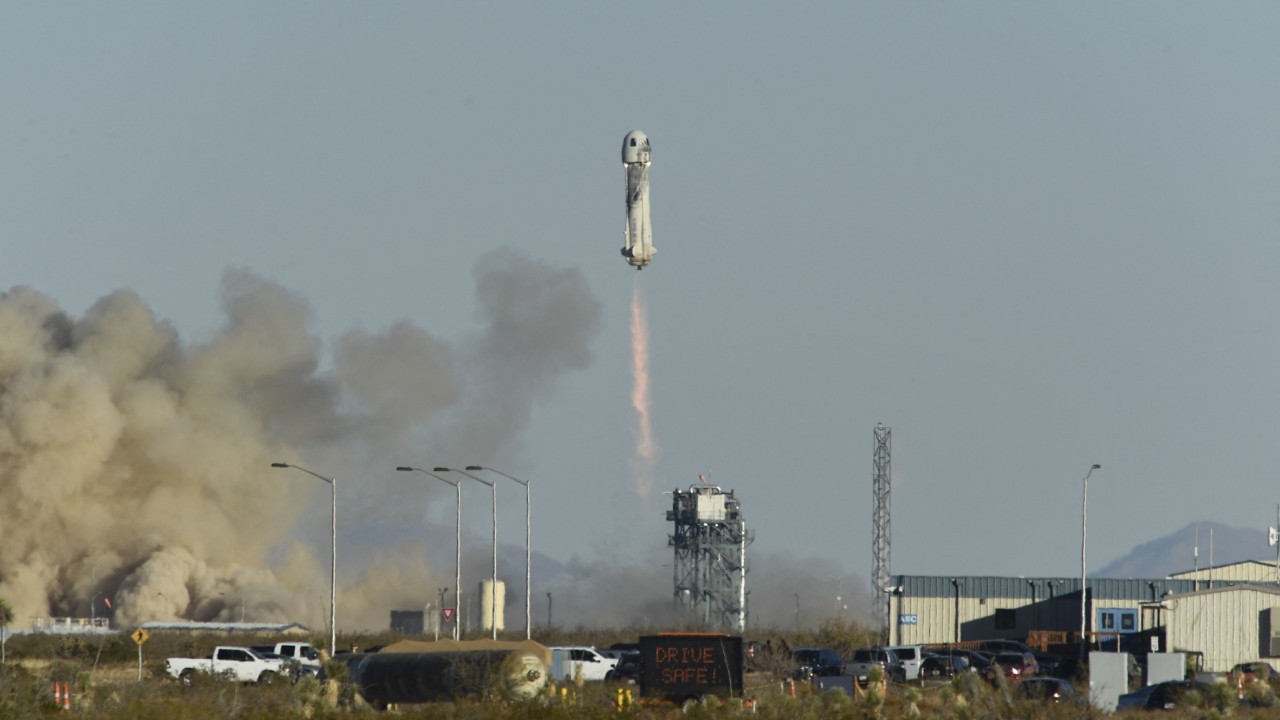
0, 249, 600, 632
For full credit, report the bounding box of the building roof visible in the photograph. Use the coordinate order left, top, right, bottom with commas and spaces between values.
1169, 559, 1278, 578
895, 575, 1198, 600
1165, 582, 1280, 601
139, 621, 311, 634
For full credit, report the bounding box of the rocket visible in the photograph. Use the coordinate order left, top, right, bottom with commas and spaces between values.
621, 130, 654, 270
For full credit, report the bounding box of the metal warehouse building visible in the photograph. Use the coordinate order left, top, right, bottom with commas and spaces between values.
889, 561, 1280, 672
886, 575, 1197, 647
1163, 583, 1280, 672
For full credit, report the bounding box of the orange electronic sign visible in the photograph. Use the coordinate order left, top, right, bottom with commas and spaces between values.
639, 634, 743, 700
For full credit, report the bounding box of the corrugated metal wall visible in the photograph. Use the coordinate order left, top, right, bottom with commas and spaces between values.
1165, 586, 1280, 672
889, 576, 1197, 645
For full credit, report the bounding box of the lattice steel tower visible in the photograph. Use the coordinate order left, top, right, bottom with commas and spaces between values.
872, 424, 892, 642
668, 484, 753, 631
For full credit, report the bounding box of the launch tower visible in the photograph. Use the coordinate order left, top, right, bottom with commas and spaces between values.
668, 484, 753, 631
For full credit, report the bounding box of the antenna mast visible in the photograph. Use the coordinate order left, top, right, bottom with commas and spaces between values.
872, 424, 892, 643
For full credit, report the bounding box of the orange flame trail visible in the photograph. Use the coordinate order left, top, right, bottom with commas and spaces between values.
630, 276, 657, 496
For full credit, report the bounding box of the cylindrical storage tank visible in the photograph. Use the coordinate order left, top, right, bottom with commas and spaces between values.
341, 648, 546, 706
479, 579, 505, 633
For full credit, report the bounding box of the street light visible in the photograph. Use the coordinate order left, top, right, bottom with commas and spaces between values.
272, 462, 338, 657
1080, 463, 1101, 660
467, 466, 531, 640
438, 467, 498, 640
397, 466, 462, 641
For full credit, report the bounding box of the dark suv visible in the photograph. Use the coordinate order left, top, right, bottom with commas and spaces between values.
791, 648, 845, 678
850, 648, 905, 683
977, 640, 1061, 677
605, 651, 641, 684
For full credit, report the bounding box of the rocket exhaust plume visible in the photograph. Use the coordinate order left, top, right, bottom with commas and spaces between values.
629, 276, 658, 495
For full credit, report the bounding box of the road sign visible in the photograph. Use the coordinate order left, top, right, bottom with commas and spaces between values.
131, 628, 150, 645
442, 608, 456, 622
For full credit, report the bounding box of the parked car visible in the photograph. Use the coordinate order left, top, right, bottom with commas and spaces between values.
916, 655, 970, 685
850, 648, 904, 684
984, 652, 1038, 682
250, 642, 323, 680
605, 651, 641, 684
884, 644, 926, 681
1230, 662, 1278, 684
975, 640, 1061, 677
1015, 677, 1084, 703
744, 640, 770, 671
977, 640, 1037, 655
933, 649, 993, 675
549, 646, 618, 682
165, 646, 287, 684
1117, 683, 1161, 711
1141, 680, 1214, 711
791, 648, 845, 678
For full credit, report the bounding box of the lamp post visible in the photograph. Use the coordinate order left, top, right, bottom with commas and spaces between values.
397, 466, 462, 641
467, 466, 531, 640
438, 467, 498, 640
1080, 463, 1101, 660
272, 462, 338, 657
546, 592, 553, 628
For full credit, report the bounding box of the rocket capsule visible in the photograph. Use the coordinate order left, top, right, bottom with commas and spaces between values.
622, 130, 651, 164
621, 130, 654, 270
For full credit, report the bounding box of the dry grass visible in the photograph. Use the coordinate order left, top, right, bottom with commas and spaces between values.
5, 629, 1280, 719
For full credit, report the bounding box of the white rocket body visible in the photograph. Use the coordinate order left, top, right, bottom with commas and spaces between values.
621, 130, 654, 270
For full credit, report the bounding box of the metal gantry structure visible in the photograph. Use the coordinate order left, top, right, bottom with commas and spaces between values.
872, 424, 892, 642
668, 484, 753, 632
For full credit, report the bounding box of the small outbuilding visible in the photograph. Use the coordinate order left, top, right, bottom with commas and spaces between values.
1163, 584, 1280, 672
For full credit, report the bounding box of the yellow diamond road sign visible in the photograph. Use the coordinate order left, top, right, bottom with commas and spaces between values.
132, 628, 150, 645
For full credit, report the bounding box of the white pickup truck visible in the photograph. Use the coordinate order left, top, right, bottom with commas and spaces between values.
251, 642, 324, 677
165, 646, 288, 684
549, 646, 618, 682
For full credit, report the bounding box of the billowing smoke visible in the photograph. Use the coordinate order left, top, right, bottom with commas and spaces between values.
0, 249, 600, 632
628, 277, 658, 496
537, 546, 875, 630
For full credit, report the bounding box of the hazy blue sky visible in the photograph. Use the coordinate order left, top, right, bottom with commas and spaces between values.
4, 2, 1279, 610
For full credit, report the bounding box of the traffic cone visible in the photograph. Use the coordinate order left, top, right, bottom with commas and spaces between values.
63, 682, 71, 710
53, 682, 60, 706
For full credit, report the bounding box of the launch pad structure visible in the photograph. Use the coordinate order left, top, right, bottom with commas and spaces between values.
668, 484, 753, 631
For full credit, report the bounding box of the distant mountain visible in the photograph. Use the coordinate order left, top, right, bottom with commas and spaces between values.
1095, 522, 1275, 579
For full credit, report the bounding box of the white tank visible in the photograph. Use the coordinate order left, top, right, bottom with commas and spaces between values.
479, 579, 505, 633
